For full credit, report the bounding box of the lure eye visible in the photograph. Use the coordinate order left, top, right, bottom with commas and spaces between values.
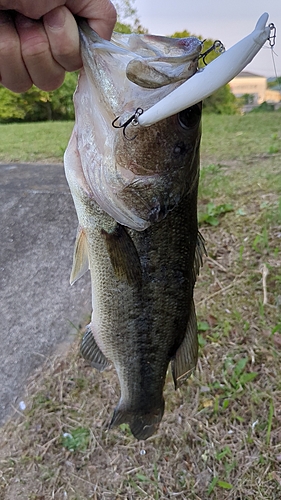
178, 103, 201, 129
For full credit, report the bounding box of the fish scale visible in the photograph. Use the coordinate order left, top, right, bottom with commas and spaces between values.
64, 21, 205, 439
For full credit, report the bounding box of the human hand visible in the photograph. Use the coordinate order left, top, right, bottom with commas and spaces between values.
0, 0, 117, 92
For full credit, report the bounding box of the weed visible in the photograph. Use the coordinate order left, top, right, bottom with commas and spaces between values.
236, 207, 247, 216
272, 324, 281, 334
197, 321, 209, 332
268, 145, 279, 154
134, 467, 161, 500
222, 319, 232, 337
266, 400, 274, 446
227, 357, 258, 391
239, 244, 244, 262
61, 427, 90, 452
252, 226, 269, 252
199, 202, 233, 226
198, 333, 207, 348
207, 476, 233, 495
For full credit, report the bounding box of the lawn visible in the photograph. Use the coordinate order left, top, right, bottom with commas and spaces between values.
0, 112, 279, 164
0, 121, 73, 163
0, 112, 280, 499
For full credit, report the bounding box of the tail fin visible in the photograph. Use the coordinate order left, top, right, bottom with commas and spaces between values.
110, 400, 165, 440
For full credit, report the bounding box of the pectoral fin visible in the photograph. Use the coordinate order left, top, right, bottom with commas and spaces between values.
171, 299, 198, 389
101, 224, 142, 286
80, 326, 111, 372
70, 227, 89, 285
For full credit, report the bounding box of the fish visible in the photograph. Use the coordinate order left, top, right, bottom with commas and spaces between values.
64, 21, 205, 440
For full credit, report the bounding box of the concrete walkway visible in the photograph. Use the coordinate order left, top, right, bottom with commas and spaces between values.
0, 163, 91, 425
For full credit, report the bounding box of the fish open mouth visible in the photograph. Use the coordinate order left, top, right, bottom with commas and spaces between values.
71, 13, 273, 232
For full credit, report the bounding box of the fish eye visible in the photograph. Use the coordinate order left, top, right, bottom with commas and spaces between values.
178, 104, 201, 129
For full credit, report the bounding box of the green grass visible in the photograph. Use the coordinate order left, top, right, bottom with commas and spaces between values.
201, 112, 281, 163
0, 121, 73, 162
0, 112, 281, 500
0, 112, 279, 164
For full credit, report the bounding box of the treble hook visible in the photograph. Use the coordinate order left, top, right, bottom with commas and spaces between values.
199, 40, 225, 66
112, 107, 144, 140
268, 23, 276, 48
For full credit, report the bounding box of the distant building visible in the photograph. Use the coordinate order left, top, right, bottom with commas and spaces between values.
229, 71, 281, 110
265, 87, 281, 104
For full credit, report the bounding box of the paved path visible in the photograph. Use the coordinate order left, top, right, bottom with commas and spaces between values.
0, 163, 91, 425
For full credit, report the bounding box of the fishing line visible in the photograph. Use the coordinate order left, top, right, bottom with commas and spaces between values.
271, 49, 279, 87
267, 23, 280, 94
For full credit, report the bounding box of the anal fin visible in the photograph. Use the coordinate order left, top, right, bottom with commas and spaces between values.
80, 326, 110, 372
171, 299, 198, 389
70, 226, 89, 285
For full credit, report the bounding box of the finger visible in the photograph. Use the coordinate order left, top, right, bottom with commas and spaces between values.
44, 6, 82, 72
15, 13, 65, 91
66, 0, 117, 40
0, 1, 65, 19
0, 11, 32, 92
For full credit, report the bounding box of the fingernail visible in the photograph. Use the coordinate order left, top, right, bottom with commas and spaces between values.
45, 7, 66, 30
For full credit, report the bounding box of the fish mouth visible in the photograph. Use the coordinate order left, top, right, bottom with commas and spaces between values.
125, 38, 203, 89
138, 12, 271, 126
74, 23, 204, 230
78, 19, 202, 101
75, 13, 271, 231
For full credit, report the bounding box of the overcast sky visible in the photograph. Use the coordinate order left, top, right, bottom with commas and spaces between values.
134, 0, 280, 78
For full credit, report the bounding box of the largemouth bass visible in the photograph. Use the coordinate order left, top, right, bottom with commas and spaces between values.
64, 22, 205, 440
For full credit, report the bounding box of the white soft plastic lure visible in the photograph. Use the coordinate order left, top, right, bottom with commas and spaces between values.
138, 12, 271, 127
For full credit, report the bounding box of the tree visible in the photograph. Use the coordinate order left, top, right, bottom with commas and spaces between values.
171, 30, 238, 114
267, 77, 281, 88
203, 85, 238, 114
172, 30, 223, 68
0, 72, 77, 123
250, 102, 275, 113
112, 0, 147, 34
